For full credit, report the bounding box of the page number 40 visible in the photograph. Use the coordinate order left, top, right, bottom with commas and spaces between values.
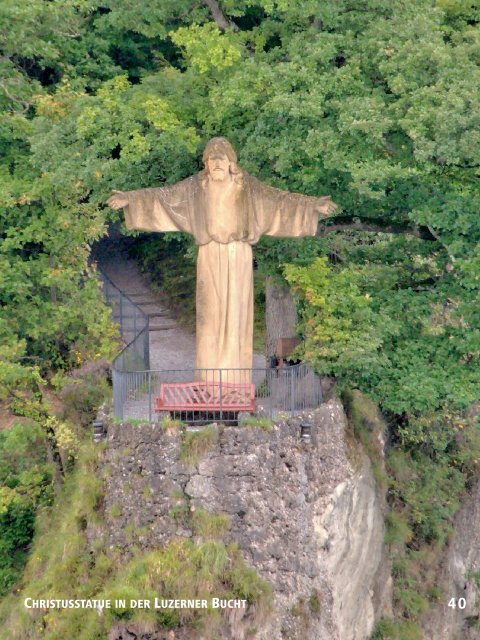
448, 598, 466, 609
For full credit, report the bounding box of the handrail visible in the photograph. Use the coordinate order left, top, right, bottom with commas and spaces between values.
99, 270, 150, 416
111, 364, 323, 423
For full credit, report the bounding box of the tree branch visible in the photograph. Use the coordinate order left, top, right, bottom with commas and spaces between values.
203, 0, 238, 31
426, 224, 456, 262
0, 80, 31, 111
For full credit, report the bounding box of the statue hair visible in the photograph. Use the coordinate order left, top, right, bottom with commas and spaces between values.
199, 137, 244, 187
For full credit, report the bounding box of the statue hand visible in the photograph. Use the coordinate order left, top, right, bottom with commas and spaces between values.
316, 197, 338, 217
107, 190, 129, 209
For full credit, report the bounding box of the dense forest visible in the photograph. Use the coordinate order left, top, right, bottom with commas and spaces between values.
0, 1, 479, 638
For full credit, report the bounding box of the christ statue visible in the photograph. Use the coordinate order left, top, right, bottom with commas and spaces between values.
107, 137, 337, 376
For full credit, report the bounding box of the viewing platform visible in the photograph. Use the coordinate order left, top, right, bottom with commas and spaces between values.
100, 267, 323, 425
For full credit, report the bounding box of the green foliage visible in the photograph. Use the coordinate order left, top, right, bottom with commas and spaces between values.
385, 445, 467, 618
0, 422, 53, 596
130, 234, 197, 330
370, 618, 423, 640
4, 0, 478, 416
1, 1, 480, 632
0, 501, 35, 595
285, 256, 480, 415
384, 512, 413, 547
59, 365, 110, 427
171, 23, 243, 73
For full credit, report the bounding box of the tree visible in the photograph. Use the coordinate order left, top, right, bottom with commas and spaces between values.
0, 0, 479, 626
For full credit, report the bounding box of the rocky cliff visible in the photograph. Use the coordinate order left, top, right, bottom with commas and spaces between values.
97, 399, 392, 639
420, 479, 480, 640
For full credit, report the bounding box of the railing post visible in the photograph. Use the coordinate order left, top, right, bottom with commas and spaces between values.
112, 368, 119, 418
145, 321, 150, 369
148, 371, 152, 424
290, 367, 295, 414
119, 293, 123, 339
219, 368, 223, 423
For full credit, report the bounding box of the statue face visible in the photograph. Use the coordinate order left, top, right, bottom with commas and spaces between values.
206, 152, 231, 182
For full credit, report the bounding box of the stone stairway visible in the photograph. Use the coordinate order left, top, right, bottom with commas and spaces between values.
93, 240, 196, 371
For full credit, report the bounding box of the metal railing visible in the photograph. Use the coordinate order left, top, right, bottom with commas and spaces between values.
100, 272, 150, 416
112, 364, 323, 424
101, 270, 323, 424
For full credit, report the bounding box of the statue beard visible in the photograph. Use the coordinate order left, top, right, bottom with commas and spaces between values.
205, 170, 242, 217
209, 169, 228, 182
199, 164, 244, 190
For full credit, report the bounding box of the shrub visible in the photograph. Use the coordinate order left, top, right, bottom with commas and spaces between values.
370, 618, 423, 640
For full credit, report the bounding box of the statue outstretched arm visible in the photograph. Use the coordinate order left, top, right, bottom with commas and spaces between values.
107, 183, 192, 234
250, 176, 338, 238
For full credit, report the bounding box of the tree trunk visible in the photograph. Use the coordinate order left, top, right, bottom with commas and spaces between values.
265, 277, 298, 364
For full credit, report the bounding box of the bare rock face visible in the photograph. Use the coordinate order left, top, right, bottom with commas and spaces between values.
100, 399, 391, 639
315, 455, 390, 640
421, 480, 480, 640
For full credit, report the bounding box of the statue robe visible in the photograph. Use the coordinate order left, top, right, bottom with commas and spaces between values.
122, 172, 330, 376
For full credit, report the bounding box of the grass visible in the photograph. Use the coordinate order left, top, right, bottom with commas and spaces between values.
108, 503, 122, 518
160, 415, 185, 432
308, 589, 321, 616
0, 442, 111, 639
111, 417, 149, 426
124, 417, 150, 426
192, 509, 231, 540
141, 486, 153, 499
0, 430, 272, 640
384, 512, 413, 547
124, 523, 150, 543
466, 569, 480, 590
239, 416, 274, 431
180, 425, 217, 465
342, 388, 388, 490
370, 618, 423, 640
101, 540, 272, 633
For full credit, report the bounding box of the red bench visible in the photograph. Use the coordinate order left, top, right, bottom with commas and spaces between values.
155, 381, 256, 413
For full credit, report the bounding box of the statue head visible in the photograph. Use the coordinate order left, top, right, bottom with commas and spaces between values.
200, 137, 243, 187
